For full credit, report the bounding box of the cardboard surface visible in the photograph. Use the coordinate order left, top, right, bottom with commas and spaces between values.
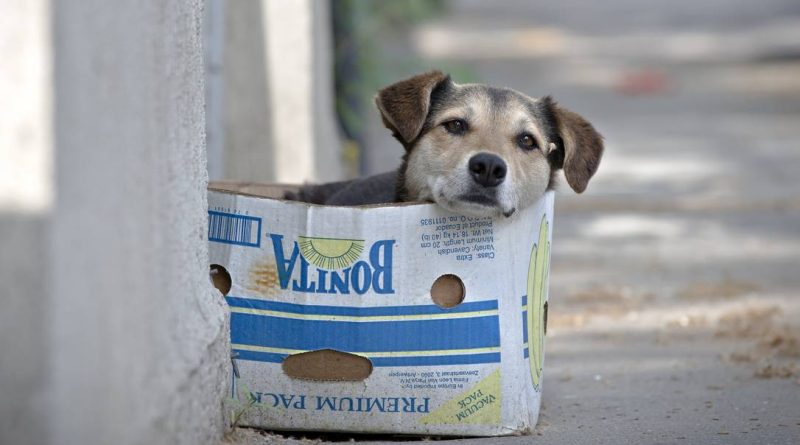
208, 184, 554, 436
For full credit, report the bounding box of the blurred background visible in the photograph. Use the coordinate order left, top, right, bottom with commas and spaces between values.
2, 0, 799, 444
206, 0, 800, 442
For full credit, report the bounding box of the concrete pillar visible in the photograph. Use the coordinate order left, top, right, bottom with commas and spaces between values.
4, 1, 236, 443
218, 0, 274, 182
262, 0, 317, 183
46, 1, 227, 444
204, 0, 228, 182
309, 0, 345, 183
211, 0, 343, 183
0, 0, 52, 444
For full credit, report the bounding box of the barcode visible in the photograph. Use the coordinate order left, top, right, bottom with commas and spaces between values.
208, 211, 261, 247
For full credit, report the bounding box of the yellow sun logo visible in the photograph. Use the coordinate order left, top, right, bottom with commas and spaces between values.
297, 236, 366, 270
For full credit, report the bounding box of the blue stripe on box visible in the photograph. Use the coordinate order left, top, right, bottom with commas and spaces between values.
235, 350, 286, 364
522, 310, 528, 343
232, 349, 501, 367
370, 353, 500, 366
225, 296, 497, 316
230, 312, 500, 353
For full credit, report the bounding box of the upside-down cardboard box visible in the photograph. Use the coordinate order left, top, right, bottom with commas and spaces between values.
208, 182, 554, 436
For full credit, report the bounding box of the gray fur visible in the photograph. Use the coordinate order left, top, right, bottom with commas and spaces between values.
286, 171, 397, 206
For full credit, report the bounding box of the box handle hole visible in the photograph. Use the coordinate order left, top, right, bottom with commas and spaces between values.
283, 349, 373, 381
430, 274, 465, 308
209, 264, 232, 296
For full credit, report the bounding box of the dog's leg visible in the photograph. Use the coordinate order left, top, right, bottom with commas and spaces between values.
324, 171, 398, 205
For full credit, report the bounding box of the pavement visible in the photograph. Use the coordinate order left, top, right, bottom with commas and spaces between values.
227, 1, 800, 443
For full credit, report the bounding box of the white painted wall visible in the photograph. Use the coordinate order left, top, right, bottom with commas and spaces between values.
262, 0, 316, 182
0, 0, 229, 444
0, 0, 52, 213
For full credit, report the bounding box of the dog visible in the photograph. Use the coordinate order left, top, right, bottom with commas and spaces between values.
286, 71, 603, 217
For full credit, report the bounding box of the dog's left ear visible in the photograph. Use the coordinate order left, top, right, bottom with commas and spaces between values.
544, 97, 604, 193
375, 70, 451, 145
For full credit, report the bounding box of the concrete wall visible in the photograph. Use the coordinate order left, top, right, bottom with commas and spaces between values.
1, 0, 229, 444
0, 1, 52, 444
216, 0, 274, 182
50, 1, 229, 444
207, 0, 343, 183
309, 0, 346, 183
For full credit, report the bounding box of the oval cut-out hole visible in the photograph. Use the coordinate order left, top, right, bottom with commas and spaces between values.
282, 349, 372, 381
209, 264, 232, 296
430, 274, 465, 308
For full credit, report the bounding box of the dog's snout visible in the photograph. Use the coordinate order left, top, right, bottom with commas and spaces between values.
468, 153, 507, 187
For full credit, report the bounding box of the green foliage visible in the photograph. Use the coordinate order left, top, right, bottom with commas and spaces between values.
332, 0, 477, 171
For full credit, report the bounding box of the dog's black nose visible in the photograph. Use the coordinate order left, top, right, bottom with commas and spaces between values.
468, 153, 507, 187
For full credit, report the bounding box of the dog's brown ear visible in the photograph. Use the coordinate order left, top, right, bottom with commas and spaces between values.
375, 71, 451, 144
545, 97, 604, 193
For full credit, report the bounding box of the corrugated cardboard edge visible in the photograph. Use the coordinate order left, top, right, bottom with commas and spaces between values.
208, 181, 430, 209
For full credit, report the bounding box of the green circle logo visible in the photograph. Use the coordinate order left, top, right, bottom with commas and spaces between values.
526, 215, 550, 391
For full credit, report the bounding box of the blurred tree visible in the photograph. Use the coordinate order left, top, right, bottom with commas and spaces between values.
332, 0, 446, 176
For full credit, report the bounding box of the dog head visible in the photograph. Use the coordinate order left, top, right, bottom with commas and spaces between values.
376, 71, 604, 217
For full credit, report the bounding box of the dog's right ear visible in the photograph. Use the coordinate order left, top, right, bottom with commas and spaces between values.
543, 97, 604, 194
375, 71, 451, 145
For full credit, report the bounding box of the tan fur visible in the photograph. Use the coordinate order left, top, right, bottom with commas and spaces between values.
375, 71, 449, 144
404, 89, 552, 217
375, 72, 603, 218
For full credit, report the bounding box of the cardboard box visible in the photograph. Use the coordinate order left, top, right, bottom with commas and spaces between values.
208, 182, 554, 436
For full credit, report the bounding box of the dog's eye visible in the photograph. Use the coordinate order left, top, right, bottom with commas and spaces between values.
517, 133, 539, 150
443, 119, 468, 135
